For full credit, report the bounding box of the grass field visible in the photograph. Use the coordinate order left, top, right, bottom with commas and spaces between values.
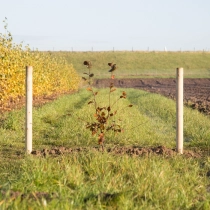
0, 86, 210, 209
52, 51, 210, 78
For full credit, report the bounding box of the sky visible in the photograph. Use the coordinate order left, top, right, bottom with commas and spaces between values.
0, 0, 210, 51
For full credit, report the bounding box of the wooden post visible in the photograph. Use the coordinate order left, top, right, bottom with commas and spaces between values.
176, 67, 183, 154
26, 66, 33, 154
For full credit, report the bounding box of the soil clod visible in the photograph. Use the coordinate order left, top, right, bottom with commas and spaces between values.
31, 145, 201, 158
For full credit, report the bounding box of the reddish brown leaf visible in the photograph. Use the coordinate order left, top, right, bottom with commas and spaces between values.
101, 112, 106, 116
98, 133, 105, 145
83, 61, 89, 65
110, 88, 116, 92
86, 87, 92, 91
83, 61, 92, 67
82, 77, 87, 81
109, 83, 114, 88
92, 131, 96, 135
122, 91, 126, 96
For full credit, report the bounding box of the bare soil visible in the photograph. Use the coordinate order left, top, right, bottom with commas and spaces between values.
31, 145, 202, 158
0, 90, 76, 113
94, 78, 210, 115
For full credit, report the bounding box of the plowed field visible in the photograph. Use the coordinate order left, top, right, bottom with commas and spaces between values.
94, 78, 210, 115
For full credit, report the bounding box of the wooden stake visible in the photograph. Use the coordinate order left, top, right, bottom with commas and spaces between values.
26, 66, 33, 154
176, 67, 184, 154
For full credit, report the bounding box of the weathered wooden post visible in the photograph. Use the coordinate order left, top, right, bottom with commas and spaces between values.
176, 67, 184, 154
26, 66, 33, 154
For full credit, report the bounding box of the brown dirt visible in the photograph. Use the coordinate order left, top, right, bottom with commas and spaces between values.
94, 78, 210, 115
31, 145, 202, 158
0, 190, 57, 202
0, 90, 76, 113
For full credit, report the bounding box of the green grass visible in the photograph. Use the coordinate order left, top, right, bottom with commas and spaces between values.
51, 51, 210, 78
0, 88, 210, 209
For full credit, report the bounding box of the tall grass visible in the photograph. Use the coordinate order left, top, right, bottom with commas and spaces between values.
0, 88, 210, 209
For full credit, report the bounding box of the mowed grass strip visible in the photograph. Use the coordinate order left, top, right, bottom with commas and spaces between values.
1, 152, 209, 209
0, 88, 210, 209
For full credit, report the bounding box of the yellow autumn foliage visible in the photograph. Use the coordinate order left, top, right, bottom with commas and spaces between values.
0, 19, 80, 108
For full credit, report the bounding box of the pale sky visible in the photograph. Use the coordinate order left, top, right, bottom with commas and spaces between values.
0, 0, 210, 51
